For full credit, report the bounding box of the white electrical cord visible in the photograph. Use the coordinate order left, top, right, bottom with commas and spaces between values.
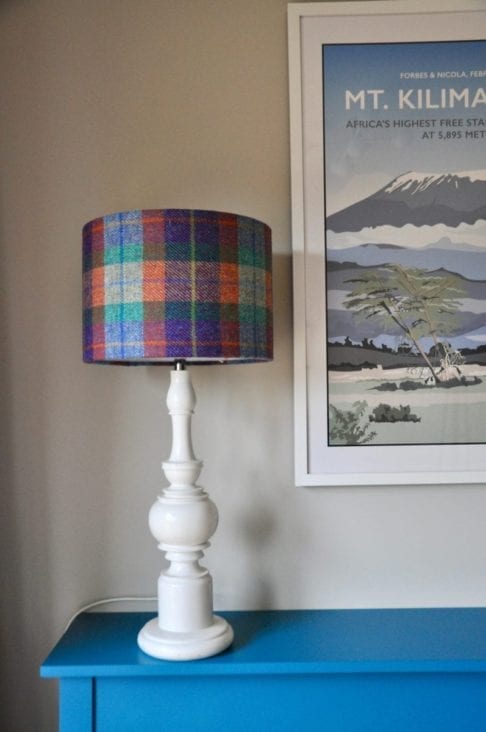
63, 596, 157, 634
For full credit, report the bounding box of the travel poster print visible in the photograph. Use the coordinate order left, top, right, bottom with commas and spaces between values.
323, 40, 486, 447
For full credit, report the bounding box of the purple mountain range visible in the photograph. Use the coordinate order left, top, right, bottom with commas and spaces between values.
326, 170, 486, 232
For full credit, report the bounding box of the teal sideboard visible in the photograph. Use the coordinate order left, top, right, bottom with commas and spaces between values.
41, 608, 486, 731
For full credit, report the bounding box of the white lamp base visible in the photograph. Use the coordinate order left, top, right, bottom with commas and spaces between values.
138, 364, 233, 661
138, 615, 234, 661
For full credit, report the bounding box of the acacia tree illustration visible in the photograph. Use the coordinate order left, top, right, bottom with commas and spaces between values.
344, 264, 466, 385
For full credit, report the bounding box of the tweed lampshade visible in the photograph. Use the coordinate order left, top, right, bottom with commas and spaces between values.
82, 209, 272, 364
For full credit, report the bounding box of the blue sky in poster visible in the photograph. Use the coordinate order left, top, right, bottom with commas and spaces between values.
323, 40, 486, 213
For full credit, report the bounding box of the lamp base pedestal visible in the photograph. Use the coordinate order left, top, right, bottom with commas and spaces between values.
137, 615, 234, 661
138, 365, 233, 661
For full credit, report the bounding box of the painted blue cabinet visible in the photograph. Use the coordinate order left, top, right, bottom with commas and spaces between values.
41, 609, 486, 731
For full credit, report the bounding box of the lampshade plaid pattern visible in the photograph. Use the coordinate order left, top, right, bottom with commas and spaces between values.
82, 209, 273, 364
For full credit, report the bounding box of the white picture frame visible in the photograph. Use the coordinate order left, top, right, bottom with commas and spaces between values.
288, 1, 486, 486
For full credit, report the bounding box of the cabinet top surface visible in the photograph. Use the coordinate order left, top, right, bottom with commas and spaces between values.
41, 608, 486, 678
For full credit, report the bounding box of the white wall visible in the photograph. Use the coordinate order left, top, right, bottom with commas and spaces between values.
1, 1, 486, 729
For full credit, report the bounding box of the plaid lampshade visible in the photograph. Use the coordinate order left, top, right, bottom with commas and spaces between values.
82, 209, 273, 364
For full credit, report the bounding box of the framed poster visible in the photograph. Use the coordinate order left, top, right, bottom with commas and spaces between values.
288, 1, 486, 486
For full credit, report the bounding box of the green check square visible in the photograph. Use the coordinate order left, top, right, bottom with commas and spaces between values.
105, 302, 144, 323
104, 243, 143, 265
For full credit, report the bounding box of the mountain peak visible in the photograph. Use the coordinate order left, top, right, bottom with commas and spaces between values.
384, 170, 486, 196
327, 169, 486, 232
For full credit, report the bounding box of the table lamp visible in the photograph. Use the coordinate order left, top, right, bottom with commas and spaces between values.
82, 209, 272, 660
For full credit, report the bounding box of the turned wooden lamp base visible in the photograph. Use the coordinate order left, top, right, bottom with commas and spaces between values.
137, 362, 233, 661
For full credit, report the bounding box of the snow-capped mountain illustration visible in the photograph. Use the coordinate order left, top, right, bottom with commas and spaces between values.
326, 170, 486, 232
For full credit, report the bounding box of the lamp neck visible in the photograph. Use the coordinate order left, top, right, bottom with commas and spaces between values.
174, 359, 186, 371
165, 366, 199, 471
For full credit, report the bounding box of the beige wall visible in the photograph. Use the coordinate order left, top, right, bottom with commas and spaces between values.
1, 1, 486, 729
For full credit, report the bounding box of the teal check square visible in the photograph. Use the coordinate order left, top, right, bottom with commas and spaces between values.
105, 302, 144, 323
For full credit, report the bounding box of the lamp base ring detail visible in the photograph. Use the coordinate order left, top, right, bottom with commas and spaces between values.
137, 615, 234, 661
